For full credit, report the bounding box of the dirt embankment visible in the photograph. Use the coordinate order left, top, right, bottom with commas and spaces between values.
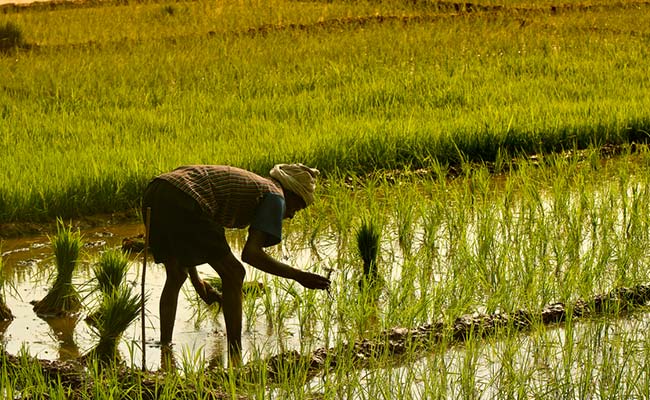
260, 284, 650, 381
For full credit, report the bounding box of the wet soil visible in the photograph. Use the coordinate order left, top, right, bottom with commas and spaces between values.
0, 351, 239, 399
258, 284, 650, 381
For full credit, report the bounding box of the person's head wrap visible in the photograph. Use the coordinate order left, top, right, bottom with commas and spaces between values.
270, 163, 320, 206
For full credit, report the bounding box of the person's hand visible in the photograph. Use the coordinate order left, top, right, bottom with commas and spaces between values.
196, 280, 223, 305
297, 271, 331, 290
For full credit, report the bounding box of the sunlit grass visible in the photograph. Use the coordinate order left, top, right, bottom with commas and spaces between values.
1, 0, 650, 222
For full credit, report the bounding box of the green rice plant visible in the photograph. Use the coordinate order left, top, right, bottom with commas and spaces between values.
356, 216, 381, 290
86, 248, 131, 326
394, 191, 416, 259
84, 285, 140, 364
205, 276, 267, 302
2, 1, 650, 223
93, 248, 130, 295
32, 220, 83, 317
0, 21, 25, 53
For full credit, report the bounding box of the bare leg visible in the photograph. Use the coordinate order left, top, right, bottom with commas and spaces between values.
160, 258, 188, 344
208, 252, 245, 366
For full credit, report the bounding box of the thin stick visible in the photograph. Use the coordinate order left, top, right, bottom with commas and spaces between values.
141, 207, 151, 372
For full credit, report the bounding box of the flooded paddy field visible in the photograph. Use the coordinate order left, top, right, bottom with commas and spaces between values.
0, 221, 340, 370
3, 152, 650, 397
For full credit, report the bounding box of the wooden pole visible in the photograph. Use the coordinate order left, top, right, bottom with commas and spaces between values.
141, 207, 151, 372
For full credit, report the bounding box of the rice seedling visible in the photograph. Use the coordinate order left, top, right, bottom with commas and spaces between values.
204, 276, 267, 303
86, 247, 131, 326
84, 285, 141, 364
32, 220, 83, 317
356, 217, 381, 290
94, 248, 130, 295
82, 247, 140, 364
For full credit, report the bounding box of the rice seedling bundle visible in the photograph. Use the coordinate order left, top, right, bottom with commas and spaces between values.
85, 285, 140, 364
32, 220, 83, 317
93, 248, 129, 295
357, 218, 381, 289
86, 248, 131, 327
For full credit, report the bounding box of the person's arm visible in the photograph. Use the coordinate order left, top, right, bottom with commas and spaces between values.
242, 229, 330, 290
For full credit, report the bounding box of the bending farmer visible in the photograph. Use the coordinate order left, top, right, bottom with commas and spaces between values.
142, 164, 331, 363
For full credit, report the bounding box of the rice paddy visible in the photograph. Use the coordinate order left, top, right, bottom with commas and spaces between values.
1, 0, 650, 223
2, 0, 650, 398
2, 147, 650, 397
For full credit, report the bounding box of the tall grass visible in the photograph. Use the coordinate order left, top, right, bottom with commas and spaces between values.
1, 0, 650, 222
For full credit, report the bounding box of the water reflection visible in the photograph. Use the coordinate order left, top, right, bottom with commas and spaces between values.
42, 314, 80, 360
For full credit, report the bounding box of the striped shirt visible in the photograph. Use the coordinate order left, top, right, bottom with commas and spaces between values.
157, 165, 284, 229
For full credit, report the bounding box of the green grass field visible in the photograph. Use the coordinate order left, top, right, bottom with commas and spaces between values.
1, 0, 649, 222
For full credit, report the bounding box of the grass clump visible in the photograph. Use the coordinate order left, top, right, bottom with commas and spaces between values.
32, 220, 83, 317
357, 217, 381, 290
84, 247, 139, 364
86, 248, 131, 327
93, 248, 130, 295
85, 285, 140, 364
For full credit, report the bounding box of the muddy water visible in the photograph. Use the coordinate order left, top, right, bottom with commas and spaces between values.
0, 221, 339, 370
